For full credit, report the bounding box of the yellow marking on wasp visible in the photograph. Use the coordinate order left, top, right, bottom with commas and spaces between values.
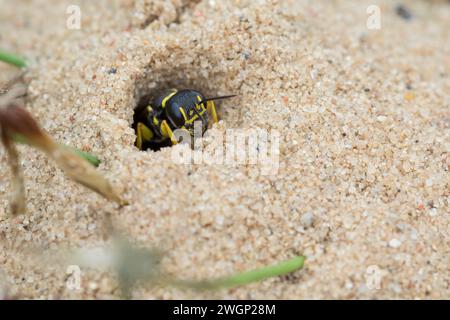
179, 107, 188, 122
161, 120, 178, 145
153, 116, 159, 126
161, 90, 177, 108
196, 95, 202, 102
184, 108, 207, 125
136, 122, 154, 150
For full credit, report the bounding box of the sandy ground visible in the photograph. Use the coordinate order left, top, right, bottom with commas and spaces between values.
0, 0, 449, 299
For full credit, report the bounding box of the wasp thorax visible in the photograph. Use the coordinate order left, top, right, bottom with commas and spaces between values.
133, 88, 235, 151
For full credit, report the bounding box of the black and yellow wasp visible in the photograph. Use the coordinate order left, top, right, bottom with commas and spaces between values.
134, 89, 236, 150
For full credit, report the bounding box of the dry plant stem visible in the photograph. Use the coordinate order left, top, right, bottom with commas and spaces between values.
0, 72, 27, 96
0, 103, 50, 150
0, 103, 124, 207
0, 129, 25, 215
170, 256, 306, 290
62, 145, 101, 168
1, 85, 100, 167
52, 148, 124, 205
0, 50, 27, 68
13, 134, 101, 167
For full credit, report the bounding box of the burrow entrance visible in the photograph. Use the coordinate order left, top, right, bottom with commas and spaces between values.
131, 77, 239, 151
132, 89, 174, 151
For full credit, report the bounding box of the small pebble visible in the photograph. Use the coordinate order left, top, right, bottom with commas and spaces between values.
389, 239, 402, 248
88, 282, 98, 291
300, 212, 314, 228
396, 4, 413, 21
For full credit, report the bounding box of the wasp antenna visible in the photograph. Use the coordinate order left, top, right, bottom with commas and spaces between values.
200, 94, 237, 105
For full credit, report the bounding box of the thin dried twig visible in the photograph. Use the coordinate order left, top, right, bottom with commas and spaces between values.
0, 100, 125, 215
0, 82, 100, 167
0, 127, 25, 216
0, 102, 51, 152
0, 72, 26, 96
51, 147, 123, 204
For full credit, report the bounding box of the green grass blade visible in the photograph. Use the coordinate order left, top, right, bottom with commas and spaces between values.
215, 255, 305, 288
173, 255, 305, 290
66, 146, 101, 167
0, 49, 28, 68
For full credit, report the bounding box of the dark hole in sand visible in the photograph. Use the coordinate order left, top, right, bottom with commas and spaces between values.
132, 90, 174, 151
132, 78, 238, 151
132, 88, 217, 151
